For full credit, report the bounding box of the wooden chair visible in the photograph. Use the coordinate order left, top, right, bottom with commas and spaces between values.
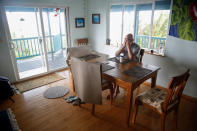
66, 57, 75, 92
71, 57, 113, 115
131, 69, 190, 131
77, 38, 88, 46
139, 49, 144, 64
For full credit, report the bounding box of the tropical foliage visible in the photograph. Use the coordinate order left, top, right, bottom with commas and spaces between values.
152, 12, 169, 37
138, 11, 170, 38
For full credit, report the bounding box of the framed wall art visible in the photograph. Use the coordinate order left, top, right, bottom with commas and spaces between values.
75, 18, 85, 28
92, 14, 100, 24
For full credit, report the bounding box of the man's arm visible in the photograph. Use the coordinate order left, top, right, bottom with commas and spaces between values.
115, 39, 127, 56
126, 42, 134, 60
115, 45, 125, 56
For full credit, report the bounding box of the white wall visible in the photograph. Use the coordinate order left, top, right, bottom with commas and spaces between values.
87, 0, 197, 98
0, 0, 88, 82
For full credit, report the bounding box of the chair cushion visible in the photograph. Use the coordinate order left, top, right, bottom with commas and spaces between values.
136, 87, 167, 113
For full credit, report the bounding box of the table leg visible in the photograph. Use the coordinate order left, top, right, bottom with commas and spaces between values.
126, 86, 134, 127
151, 72, 158, 88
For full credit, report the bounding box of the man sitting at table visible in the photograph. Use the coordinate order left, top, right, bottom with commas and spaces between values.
114, 34, 140, 98
115, 33, 140, 61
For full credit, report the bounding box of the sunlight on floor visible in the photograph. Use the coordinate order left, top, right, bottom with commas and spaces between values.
19, 67, 47, 79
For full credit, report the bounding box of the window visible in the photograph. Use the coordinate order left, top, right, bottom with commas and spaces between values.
109, 5, 123, 47
123, 5, 135, 38
151, 1, 170, 54
136, 4, 153, 49
109, 0, 171, 55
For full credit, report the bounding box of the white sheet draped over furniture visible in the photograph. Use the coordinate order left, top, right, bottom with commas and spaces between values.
66, 45, 109, 93
67, 45, 93, 60
71, 57, 102, 104
66, 45, 109, 65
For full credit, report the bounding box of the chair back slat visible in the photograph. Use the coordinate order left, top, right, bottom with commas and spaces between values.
77, 38, 88, 46
139, 49, 144, 64
162, 69, 190, 112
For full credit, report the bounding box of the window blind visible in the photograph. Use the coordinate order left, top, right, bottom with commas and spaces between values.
155, 0, 171, 10
110, 5, 123, 12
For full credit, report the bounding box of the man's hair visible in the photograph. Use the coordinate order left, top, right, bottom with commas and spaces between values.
127, 33, 133, 37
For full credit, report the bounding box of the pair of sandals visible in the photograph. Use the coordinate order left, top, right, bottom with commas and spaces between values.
64, 96, 85, 106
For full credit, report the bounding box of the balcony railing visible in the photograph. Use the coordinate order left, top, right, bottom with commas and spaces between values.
12, 34, 67, 60
110, 35, 166, 54
136, 35, 166, 54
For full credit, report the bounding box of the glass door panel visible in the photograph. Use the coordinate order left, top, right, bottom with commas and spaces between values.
42, 8, 67, 71
5, 7, 47, 79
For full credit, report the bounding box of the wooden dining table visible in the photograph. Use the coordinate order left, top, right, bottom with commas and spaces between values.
100, 59, 160, 127
75, 53, 160, 127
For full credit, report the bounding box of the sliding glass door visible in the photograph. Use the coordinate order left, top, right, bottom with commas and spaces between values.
5, 6, 68, 80
6, 7, 47, 79
42, 8, 67, 71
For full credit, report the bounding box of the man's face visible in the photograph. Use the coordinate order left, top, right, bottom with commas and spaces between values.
127, 35, 134, 43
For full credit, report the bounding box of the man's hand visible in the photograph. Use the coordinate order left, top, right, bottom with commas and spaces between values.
122, 38, 127, 48
126, 40, 130, 47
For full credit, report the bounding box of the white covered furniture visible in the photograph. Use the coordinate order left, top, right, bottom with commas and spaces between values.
70, 57, 113, 114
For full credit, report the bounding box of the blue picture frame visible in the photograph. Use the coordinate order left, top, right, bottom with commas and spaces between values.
75, 18, 85, 28
92, 14, 100, 24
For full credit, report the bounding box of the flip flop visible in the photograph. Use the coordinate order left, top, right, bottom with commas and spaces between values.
66, 96, 78, 103
64, 96, 76, 100
72, 99, 80, 106
72, 99, 86, 106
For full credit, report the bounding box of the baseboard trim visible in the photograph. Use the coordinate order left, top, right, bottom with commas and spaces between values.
181, 95, 197, 103
142, 82, 197, 103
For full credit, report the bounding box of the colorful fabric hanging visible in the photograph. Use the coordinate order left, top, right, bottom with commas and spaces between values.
169, 0, 197, 41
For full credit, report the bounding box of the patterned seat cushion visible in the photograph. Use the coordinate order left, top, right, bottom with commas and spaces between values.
136, 87, 167, 113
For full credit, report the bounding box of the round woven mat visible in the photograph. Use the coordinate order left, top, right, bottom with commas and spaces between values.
43, 86, 69, 99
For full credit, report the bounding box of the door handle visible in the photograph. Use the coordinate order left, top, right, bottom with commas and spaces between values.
39, 38, 42, 43
10, 41, 15, 49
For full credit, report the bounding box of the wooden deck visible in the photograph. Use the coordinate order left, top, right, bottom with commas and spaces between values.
17, 49, 67, 78
0, 70, 197, 131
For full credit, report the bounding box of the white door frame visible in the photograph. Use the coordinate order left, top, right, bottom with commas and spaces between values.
2, 5, 70, 81
0, 6, 20, 81
39, 8, 49, 72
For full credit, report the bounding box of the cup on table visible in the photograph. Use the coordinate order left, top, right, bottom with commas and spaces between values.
119, 56, 124, 63
115, 56, 123, 63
